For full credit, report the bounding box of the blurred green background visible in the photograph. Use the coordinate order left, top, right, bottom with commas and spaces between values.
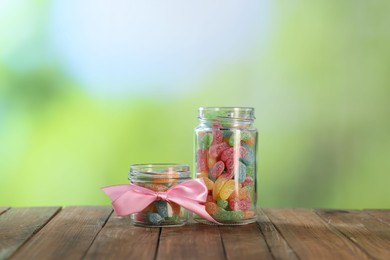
1, 1, 389, 208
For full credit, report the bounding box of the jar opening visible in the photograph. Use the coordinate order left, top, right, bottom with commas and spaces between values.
129, 163, 191, 181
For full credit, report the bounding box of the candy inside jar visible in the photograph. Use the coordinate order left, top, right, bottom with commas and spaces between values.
194, 107, 257, 225
128, 164, 191, 227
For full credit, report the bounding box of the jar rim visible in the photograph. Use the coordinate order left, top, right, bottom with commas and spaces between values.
198, 107, 255, 121
129, 163, 191, 181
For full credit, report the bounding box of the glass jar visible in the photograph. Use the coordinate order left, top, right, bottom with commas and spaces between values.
194, 107, 257, 225
128, 164, 191, 227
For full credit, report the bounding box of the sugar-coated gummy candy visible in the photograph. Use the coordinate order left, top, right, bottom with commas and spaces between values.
245, 165, 255, 177
203, 177, 214, 190
228, 197, 251, 211
228, 131, 252, 146
241, 176, 254, 187
197, 149, 208, 172
208, 142, 230, 158
154, 200, 168, 218
217, 198, 228, 209
224, 158, 235, 173
229, 187, 250, 200
199, 133, 213, 150
220, 171, 234, 179
221, 147, 247, 162
211, 130, 223, 145
145, 212, 163, 224
210, 161, 225, 179
243, 210, 255, 219
241, 144, 255, 166
219, 179, 236, 200
213, 176, 229, 200
168, 202, 181, 216
223, 131, 232, 138
141, 183, 169, 192
206, 195, 214, 202
238, 161, 246, 183
197, 171, 208, 178
208, 156, 217, 169
205, 202, 218, 216
214, 208, 244, 221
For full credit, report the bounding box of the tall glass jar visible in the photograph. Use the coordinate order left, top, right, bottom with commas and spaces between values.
194, 107, 257, 225
128, 164, 191, 227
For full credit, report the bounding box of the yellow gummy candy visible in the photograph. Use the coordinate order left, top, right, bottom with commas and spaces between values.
203, 177, 214, 190
213, 176, 229, 200
219, 180, 237, 200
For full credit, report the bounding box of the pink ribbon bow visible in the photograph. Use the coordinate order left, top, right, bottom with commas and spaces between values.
101, 178, 219, 224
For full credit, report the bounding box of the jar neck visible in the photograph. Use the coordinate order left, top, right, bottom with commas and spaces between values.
198, 107, 255, 128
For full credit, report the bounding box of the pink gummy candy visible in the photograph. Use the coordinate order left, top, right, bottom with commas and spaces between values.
209, 143, 230, 158
228, 197, 251, 211
197, 149, 208, 172
241, 176, 254, 187
210, 161, 225, 179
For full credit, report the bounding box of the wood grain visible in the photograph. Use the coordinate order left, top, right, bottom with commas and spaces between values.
316, 209, 390, 259
10, 206, 112, 260
366, 210, 390, 226
0, 207, 9, 215
263, 208, 370, 259
256, 209, 298, 260
157, 223, 225, 260
84, 215, 160, 260
0, 207, 60, 259
219, 223, 273, 260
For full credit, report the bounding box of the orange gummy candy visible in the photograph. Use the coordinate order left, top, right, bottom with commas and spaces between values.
205, 202, 218, 216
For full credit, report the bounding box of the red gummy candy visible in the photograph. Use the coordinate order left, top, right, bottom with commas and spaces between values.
221, 147, 248, 162
209, 143, 230, 158
210, 161, 225, 178
224, 158, 235, 172
241, 176, 254, 187
220, 171, 234, 179
211, 130, 223, 145
212, 121, 222, 128
228, 197, 251, 211
197, 149, 208, 172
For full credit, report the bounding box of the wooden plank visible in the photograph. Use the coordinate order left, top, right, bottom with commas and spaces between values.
263, 208, 370, 259
219, 223, 273, 260
365, 210, 390, 226
256, 209, 298, 260
157, 223, 225, 260
316, 209, 390, 259
84, 215, 159, 260
10, 206, 112, 260
0, 207, 9, 215
0, 207, 60, 259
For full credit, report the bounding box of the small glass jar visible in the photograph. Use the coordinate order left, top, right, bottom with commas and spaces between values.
194, 107, 258, 225
128, 164, 191, 227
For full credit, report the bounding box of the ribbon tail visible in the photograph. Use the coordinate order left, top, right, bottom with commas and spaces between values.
170, 197, 221, 224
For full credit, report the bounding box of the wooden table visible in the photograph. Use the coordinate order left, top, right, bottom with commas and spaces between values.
0, 207, 389, 259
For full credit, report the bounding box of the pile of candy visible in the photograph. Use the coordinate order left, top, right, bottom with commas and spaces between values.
196, 121, 256, 223
132, 171, 187, 226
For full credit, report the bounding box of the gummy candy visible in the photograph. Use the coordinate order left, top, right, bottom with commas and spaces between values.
241, 144, 255, 166
208, 142, 230, 158
199, 133, 213, 150
221, 147, 247, 162
196, 149, 208, 172
228, 187, 250, 200
241, 176, 254, 187
228, 197, 251, 211
211, 130, 223, 145
168, 202, 181, 216
208, 156, 217, 169
154, 200, 168, 218
243, 210, 255, 219
213, 176, 229, 200
237, 161, 246, 183
140, 183, 169, 192
145, 212, 163, 224
210, 161, 225, 179
245, 165, 255, 177
197, 171, 208, 178
219, 179, 236, 200
214, 208, 244, 221
205, 202, 218, 216
217, 198, 228, 209
203, 177, 214, 190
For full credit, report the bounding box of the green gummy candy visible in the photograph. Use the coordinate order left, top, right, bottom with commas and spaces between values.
229, 210, 244, 221
217, 199, 228, 209
229, 131, 252, 146
214, 208, 244, 221
245, 165, 255, 177
199, 133, 213, 149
